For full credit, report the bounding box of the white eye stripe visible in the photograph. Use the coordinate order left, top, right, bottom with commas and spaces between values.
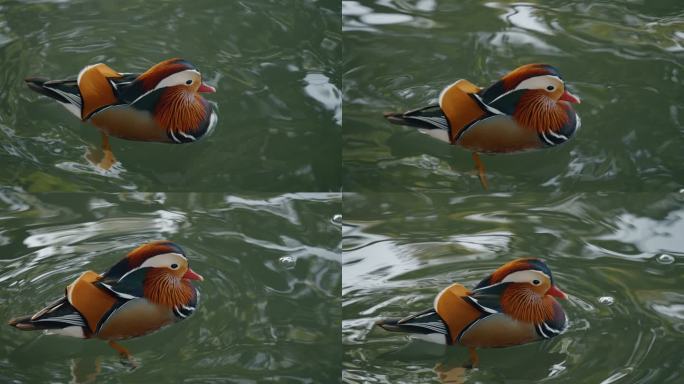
501, 270, 549, 284
139, 252, 187, 268
117, 252, 187, 281
514, 75, 562, 91
487, 75, 563, 105
154, 69, 201, 90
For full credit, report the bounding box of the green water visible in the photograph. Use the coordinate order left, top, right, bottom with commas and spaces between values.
0, 0, 341, 192
0, 192, 341, 382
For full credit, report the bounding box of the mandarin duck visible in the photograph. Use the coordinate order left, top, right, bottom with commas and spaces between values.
8, 241, 203, 360
376, 258, 568, 368
25, 58, 217, 169
385, 64, 581, 189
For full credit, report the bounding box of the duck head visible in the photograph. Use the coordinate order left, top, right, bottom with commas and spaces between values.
121, 58, 217, 141
136, 58, 215, 95
102, 241, 203, 307
481, 64, 580, 104
479, 64, 580, 133
475, 258, 567, 323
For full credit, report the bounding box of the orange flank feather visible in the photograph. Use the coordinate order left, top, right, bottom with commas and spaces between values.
514, 91, 569, 134
154, 87, 206, 135
144, 269, 194, 308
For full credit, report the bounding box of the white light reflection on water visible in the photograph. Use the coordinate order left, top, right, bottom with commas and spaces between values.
22, 211, 186, 250
486, 3, 555, 35
592, 210, 684, 256
342, 1, 372, 17
303, 73, 342, 125
361, 13, 413, 26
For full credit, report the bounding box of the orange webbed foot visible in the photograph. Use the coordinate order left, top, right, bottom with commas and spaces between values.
97, 149, 116, 170
85, 147, 117, 171
107, 340, 138, 369
434, 362, 468, 384
471, 152, 489, 190
465, 347, 480, 369
85, 132, 118, 170
107, 340, 131, 359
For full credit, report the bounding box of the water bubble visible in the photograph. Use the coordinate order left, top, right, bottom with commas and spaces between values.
278, 255, 296, 269
656, 254, 674, 265
598, 296, 614, 306
332, 214, 342, 224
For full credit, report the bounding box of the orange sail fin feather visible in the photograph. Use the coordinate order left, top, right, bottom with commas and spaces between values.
439, 83, 486, 143
66, 271, 118, 333
78, 63, 122, 120
433, 283, 481, 345
452, 79, 481, 94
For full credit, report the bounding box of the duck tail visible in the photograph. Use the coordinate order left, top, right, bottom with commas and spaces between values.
8, 297, 86, 334
8, 315, 40, 331
383, 112, 416, 127
24, 77, 69, 103
383, 105, 450, 131
375, 317, 408, 332
375, 308, 449, 336
25, 77, 50, 95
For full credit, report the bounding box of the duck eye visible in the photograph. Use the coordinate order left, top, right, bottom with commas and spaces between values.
546, 85, 554, 91
532, 279, 541, 285
171, 263, 179, 269
185, 80, 192, 85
